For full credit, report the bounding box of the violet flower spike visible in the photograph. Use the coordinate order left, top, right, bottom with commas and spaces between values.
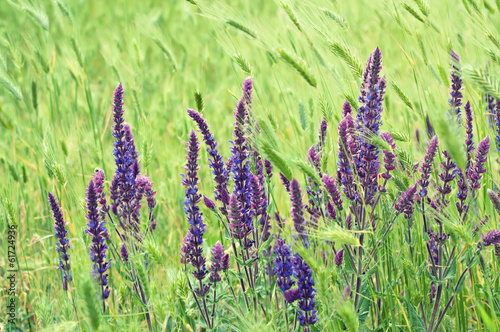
337, 114, 356, 200
230, 81, 253, 234
355, 47, 385, 204
380, 132, 396, 183
342, 100, 352, 117
280, 172, 291, 192
482, 230, 500, 247
464, 101, 474, 175
181, 130, 210, 296
290, 179, 308, 246
418, 135, 439, 198
449, 50, 463, 125
323, 174, 343, 211
334, 249, 344, 267
48, 192, 72, 291
495, 100, 500, 152
395, 184, 418, 219
187, 109, 229, 210
437, 150, 456, 207
209, 241, 224, 283
292, 254, 318, 329
85, 176, 111, 310
468, 136, 490, 197
272, 238, 295, 294
120, 243, 129, 262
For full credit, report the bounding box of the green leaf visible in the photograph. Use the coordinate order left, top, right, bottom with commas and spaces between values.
403, 297, 426, 331
443, 258, 457, 281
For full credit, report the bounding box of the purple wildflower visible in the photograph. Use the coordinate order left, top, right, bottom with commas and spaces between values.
482, 230, 500, 247
120, 243, 129, 262
468, 136, 490, 196
346, 213, 352, 230
337, 114, 355, 200
356, 47, 386, 205
456, 169, 469, 217
273, 238, 295, 293
284, 288, 301, 304
187, 109, 229, 211
464, 101, 474, 174
323, 174, 343, 211
418, 135, 439, 198
85, 175, 111, 309
449, 50, 463, 124
380, 132, 396, 182
334, 249, 344, 267
135, 175, 157, 232
221, 253, 230, 271
181, 131, 209, 296
264, 159, 273, 179
280, 173, 291, 192
342, 100, 352, 117
429, 283, 436, 303
437, 151, 456, 207
203, 196, 216, 210
109, 83, 140, 224
395, 184, 418, 219
48, 192, 72, 290
228, 193, 253, 249
290, 179, 307, 245
326, 200, 336, 220
292, 254, 317, 329
209, 241, 224, 283
425, 114, 435, 138
230, 83, 253, 235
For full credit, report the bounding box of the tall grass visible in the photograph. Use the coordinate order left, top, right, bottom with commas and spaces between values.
1, 0, 500, 330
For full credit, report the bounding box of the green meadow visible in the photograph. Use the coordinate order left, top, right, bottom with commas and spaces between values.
1, 0, 500, 330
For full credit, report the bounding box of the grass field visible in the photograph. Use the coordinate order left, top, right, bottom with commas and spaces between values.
2, 0, 500, 331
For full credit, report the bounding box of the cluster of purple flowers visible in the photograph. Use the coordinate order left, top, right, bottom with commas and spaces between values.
48, 192, 72, 291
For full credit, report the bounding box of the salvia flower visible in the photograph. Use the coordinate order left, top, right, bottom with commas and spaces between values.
280, 173, 291, 192
429, 282, 436, 304
418, 135, 439, 198
337, 114, 355, 200
181, 131, 209, 294
456, 169, 469, 216
380, 132, 396, 182
482, 230, 500, 247
85, 174, 111, 306
272, 237, 295, 293
230, 85, 253, 234
464, 101, 474, 174
292, 254, 318, 329
264, 159, 273, 179
323, 174, 343, 211
290, 179, 308, 245
449, 50, 463, 125
395, 184, 418, 219
356, 47, 385, 205
120, 243, 129, 262
187, 108, 229, 209
487, 189, 500, 215
437, 150, 456, 206
326, 200, 336, 220
209, 241, 225, 283
48, 192, 72, 291
342, 100, 352, 116
203, 196, 216, 210
284, 288, 301, 304
334, 249, 344, 267
109, 84, 140, 222
468, 136, 490, 196
228, 193, 253, 249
